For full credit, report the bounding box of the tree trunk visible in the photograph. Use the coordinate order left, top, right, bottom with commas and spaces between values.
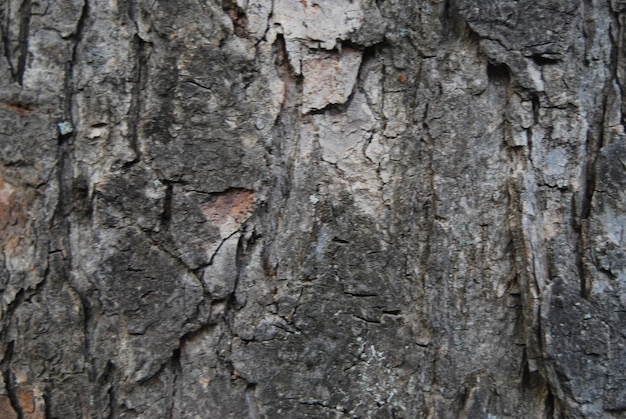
1, 0, 625, 417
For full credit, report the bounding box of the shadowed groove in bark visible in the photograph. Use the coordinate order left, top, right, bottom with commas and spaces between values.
160, 181, 173, 230
0, 3, 16, 81
15, 0, 31, 85
0, 343, 22, 419
166, 348, 181, 418
126, 0, 150, 167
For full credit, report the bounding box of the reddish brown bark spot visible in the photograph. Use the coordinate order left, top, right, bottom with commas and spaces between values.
18, 390, 35, 413
202, 189, 256, 227
17, 387, 45, 418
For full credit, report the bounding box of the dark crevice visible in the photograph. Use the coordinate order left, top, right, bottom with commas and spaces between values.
185, 79, 212, 90
1, 343, 23, 419
420, 131, 436, 295
15, 0, 32, 85
507, 176, 544, 373
57, 0, 89, 222
356, 43, 379, 87
125, 33, 149, 168
530, 94, 540, 124
440, 0, 452, 38
0, 288, 25, 338
576, 27, 614, 297
382, 309, 401, 315
231, 231, 247, 310
3, 373, 22, 419
543, 387, 555, 418
62, 0, 89, 126
160, 182, 173, 230
0, 4, 18, 81
43, 386, 52, 419
531, 54, 560, 66
68, 0, 89, 90
106, 385, 116, 419
274, 33, 302, 96
441, 0, 468, 42
577, 130, 599, 299
343, 291, 379, 298
100, 362, 117, 419
487, 62, 511, 84
128, 0, 139, 28
306, 100, 352, 116
222, 0, 248, 38
527, 94, 540, 162
207, 229, 241, 267
520, 347, 531, 387
80, 295, 96, 381
166, 348, 181, 419
353, 313, 382, 324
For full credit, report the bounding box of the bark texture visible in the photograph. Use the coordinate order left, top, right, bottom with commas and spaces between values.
1, 0, 625, 417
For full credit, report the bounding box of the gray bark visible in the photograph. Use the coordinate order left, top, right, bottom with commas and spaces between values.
0, 0, 625, 417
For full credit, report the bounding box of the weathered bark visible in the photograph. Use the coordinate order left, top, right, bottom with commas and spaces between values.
0, 0, 625, 417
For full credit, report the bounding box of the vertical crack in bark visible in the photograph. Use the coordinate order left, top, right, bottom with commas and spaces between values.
229, 231, 247, 314
123, 35, 147, 167
0, 342, 23, 419
102, 362, 117, 419
66, 0, 89, 114
126, 0, 149, 167
42, 386, 51, 419
616, 13, 626, 127
160, 181, 173, 230
0, 2, 17, 81
166, 348, 181, 419
440, 0, 452, 39
527, 94, 540, 167
506, 177, 542, 359
258, 32, 303, 270
543, 386, 556, 418
422, 128, 436, 286
577, 129, 598, 299
106, 386, 116, 419
80, 295, 96, 381
50, 1, 91, 407
15, 0, 31, 85
576, 5, 619, 299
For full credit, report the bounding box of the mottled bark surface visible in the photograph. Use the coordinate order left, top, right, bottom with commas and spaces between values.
0, 0, 625, 417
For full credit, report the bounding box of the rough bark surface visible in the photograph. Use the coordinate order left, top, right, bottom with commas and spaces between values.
0, 0, 625, 417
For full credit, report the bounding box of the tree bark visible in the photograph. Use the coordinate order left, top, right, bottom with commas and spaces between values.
1, 0, 625, 417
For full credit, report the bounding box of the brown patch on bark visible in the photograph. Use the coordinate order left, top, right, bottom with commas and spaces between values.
222, 0, 248, 38
0, 178, 29, 234
18, 390, 34, 413
17, 387, 45, 418
0, 395, 17, 419
202, 189, 256, 228
0, 102, 34, 116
